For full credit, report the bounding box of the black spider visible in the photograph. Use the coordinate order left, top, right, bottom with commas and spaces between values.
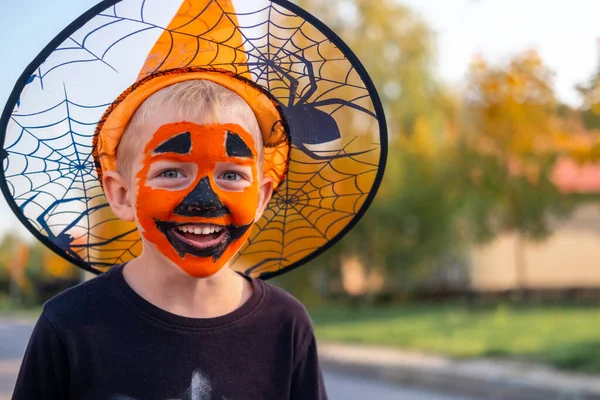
251, 49, 377, 161
21, 195, 134, 268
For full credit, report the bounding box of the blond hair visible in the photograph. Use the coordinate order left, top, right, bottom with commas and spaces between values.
116, 80, 262, 177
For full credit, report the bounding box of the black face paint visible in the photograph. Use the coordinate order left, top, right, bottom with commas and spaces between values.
153, 131, 192, 154
154, 220, 252, 261
225, 131, 254, 158
174, 177, 229, 218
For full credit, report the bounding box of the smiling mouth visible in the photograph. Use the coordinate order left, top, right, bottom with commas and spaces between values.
171, 223, 227, 249
154, 220, 251, 261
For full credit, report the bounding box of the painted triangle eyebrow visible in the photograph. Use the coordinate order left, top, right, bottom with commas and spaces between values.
226, 131, 254, 158
153, 131, 192, 154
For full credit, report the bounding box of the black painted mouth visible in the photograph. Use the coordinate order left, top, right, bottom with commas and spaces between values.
154, 220, 251, 261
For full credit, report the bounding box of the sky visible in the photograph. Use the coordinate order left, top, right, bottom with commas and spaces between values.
400, 0, 600, 105
0, 0, 100, 241
0, 0, 599, 240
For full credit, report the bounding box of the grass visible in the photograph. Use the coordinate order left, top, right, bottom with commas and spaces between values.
309, 303, 600, 373
0, 297, 41, 319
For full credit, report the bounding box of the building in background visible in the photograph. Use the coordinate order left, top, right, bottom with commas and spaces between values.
471, 158, 600, 290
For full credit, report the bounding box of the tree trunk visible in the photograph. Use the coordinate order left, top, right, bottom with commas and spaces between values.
9, 277, 21, 306
514, 233, 527, 295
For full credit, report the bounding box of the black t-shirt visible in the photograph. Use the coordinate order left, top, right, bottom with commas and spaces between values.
12, 265, 327, 399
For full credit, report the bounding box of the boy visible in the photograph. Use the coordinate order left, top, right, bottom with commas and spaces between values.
12, 80, 327, 399
4, 0, 386, 398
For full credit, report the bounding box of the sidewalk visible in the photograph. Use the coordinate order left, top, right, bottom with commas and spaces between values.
319, 342, 600, 400
0, 359, 20, 400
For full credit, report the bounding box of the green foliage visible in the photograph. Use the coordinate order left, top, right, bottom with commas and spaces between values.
25, 242, 45, 279
456, 149, 571, 244
576, 70, 600, 131
580, 108, 600, 131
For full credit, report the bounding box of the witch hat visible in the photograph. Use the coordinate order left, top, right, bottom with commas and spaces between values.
0, 0, 387, 278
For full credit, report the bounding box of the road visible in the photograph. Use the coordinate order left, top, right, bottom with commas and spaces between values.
0, 319, 475, 400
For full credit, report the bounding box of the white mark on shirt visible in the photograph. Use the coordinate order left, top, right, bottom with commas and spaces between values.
188, 370, 212, 400
109, 369, 222, 400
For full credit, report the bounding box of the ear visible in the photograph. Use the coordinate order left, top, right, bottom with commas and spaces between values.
255, 175, 274, 223
103, 170, 136, 222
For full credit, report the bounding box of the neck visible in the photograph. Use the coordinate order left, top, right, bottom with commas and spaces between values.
123, 247, 253, 319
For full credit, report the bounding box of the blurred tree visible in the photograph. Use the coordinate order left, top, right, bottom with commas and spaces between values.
283, 0, 466, 300
0, 233, 79, 306
572, 51, 600, 161
0, 234, 27, 305
43, 250, 78, 280
459, 51, 572, 289
576, 54, 600, 131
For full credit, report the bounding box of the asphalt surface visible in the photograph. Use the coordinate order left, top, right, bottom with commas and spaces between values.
0, 319, 475, 400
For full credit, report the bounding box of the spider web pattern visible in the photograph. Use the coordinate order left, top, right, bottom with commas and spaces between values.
4, 0, 385, 277
236, 141, 380, 277
5, 89, 140, 271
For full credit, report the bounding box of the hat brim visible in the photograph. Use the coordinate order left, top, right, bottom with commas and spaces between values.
0, 0, 387, 279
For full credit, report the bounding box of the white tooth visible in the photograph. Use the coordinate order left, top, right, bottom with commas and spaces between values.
214, 227, 222, 233
201, 227, 211, 235
193, 227, 202, 235
207, 226, 215, 234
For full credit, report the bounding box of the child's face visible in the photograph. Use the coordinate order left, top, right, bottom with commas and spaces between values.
128, 113, 263, 277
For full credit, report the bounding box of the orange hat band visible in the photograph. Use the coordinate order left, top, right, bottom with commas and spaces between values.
93, 67, 290, 189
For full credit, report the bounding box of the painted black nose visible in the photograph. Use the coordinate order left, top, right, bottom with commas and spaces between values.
174, 177, 229, 218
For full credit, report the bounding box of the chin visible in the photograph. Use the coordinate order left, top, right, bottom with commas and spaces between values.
139, 220, 252, 278
178, 262, 226, 279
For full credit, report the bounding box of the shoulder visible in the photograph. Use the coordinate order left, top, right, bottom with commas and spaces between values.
254, 279, 315, 347
42, 268, 116, 329
258, 280, 312, 324
255, 281, 318, 363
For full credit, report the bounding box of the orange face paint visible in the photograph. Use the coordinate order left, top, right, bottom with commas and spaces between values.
135, 122, 259, 277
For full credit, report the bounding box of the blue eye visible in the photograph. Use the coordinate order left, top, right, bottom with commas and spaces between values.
160, 170, 181, 179
221, 172, 240, 181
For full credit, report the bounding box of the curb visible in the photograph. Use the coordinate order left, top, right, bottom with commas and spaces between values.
318, 343, 600, 400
